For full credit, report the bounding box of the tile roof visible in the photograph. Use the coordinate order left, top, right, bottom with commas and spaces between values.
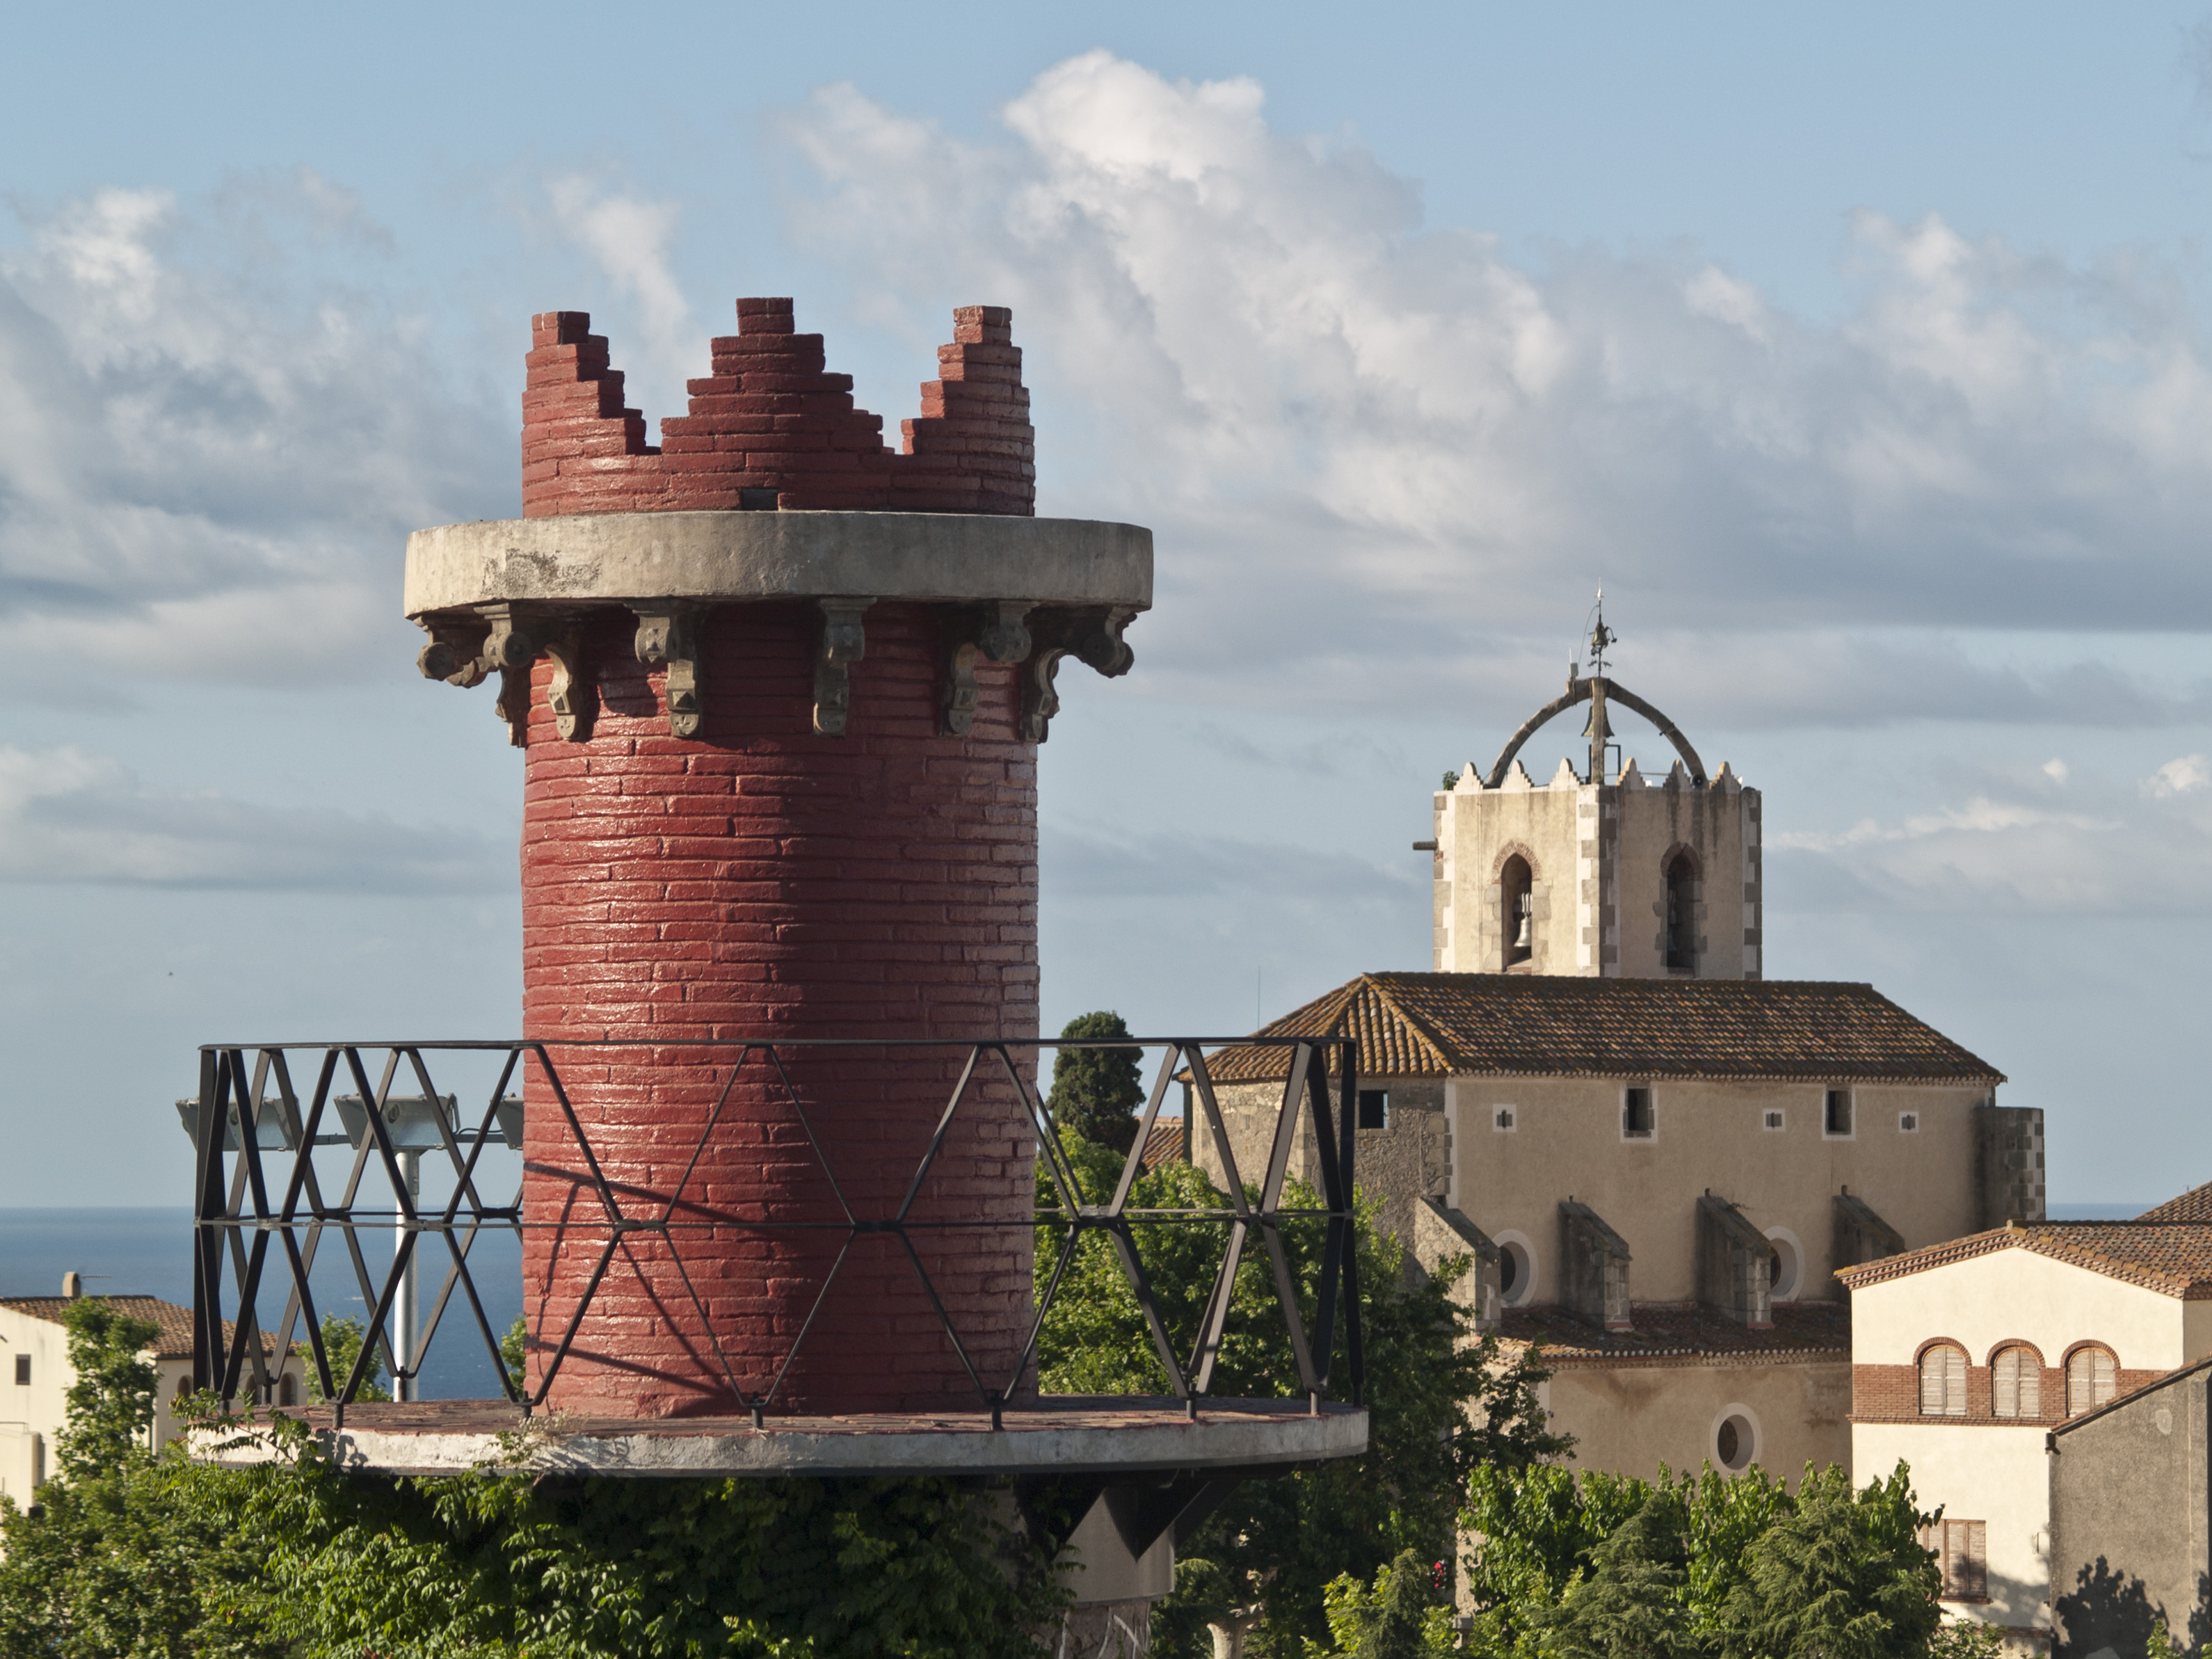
0, 1295, 286, 1360
1834, 1223, 2212, 1300
2137, 1183, 2212, 1224
1137, 1117, 1187, 1171
1199, 973, 2003, 1086
1498, 1299, 1851, 1365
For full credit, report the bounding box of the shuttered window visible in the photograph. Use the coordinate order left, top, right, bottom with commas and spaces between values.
1919, 1343, 1968, 1416
2066, 1347, 2118, 1416
1940, 1521, 1987, 1600
1992, 1346, 2042, 1418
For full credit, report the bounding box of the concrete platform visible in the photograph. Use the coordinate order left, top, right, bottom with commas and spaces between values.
202, 1395, 1368, 1479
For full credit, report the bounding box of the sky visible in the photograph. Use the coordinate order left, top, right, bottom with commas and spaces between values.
4, 2, 2212, 1206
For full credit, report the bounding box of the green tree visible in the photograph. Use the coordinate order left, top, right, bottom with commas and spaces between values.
305, 1311, 390, 1402
51, 1298, 159, 1481
1046, 1011, 1146, 1153
1036, 1133, 1566, 1658
1717, 1464, 1939, 1659
1320, 1548, 1458, 1659
503, 1311, 529, 1396
1532, 1490, 1701, 1659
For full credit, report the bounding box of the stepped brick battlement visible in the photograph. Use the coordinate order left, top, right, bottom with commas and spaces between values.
521, 298, 1035, 517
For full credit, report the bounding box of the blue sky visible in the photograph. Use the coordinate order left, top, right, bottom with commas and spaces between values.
5, 2, 2212, 1205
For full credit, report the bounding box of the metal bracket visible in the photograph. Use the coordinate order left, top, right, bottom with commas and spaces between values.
632, 602, 704, 739
938, 602, 1032, 737
813, 600, 872, 737
1018, 606, 1137, 743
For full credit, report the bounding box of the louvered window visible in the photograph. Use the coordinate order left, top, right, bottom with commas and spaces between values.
1991, 1346, 2042, 1418
1919, 1521, 1987, 1601
1919, 1343, 1968, 1416
2066, 1347, 2117, 1416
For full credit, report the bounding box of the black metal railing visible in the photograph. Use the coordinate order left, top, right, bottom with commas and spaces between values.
186, 1036, 1363, 1425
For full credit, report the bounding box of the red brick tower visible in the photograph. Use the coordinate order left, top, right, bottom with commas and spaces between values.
406, 299, 1149, 1417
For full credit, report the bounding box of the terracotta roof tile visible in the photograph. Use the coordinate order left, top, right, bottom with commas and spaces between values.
1498, 1299, 1850, 1364
1834, 1223, 2212, 1299
0, 1295, 284, 1360
1137, 1117, 1187, 1171
2137, 1183, 2212, 1223
1201, 973, 2003, 1086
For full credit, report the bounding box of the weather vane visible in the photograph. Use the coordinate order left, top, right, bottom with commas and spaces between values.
1585, 588, 1615, 677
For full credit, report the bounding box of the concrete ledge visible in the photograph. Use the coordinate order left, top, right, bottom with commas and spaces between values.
197, 1395, 1365, 1479
403, 512, 1153, 618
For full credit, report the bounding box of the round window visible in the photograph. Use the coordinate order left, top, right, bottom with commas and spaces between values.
1495, 1234, 1536, 1307
1764, 1229, 1804, 1302
1715, 1411, 1757, 1472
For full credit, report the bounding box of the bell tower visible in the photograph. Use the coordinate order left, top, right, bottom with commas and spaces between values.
1427, 611, 1762, 979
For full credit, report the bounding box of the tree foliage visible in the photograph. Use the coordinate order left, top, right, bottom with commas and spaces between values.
304, 1312, 390, 1403
1320, 1549, 1459, 1659
1045, 1011, 1146, 1153
52, 1298, 159, 1482
1036, 1133, 1566, 1658
1460, 1460, 1945, 1659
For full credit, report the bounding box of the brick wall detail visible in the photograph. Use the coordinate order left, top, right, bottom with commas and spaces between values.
514, 602, 1041, 1418
521, 299, 1034, 518
1851, 1361, 2166, 1425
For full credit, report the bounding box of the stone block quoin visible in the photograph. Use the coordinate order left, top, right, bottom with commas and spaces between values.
522, 298, 1036, 517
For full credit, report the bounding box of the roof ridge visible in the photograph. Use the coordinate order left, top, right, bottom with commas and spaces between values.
1361, 975, 1459, 1073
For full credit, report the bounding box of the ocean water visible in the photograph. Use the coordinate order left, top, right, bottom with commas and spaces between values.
0, 1206, 522, 1400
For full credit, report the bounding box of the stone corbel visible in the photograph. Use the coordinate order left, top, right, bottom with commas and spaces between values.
1018, 607, 1137, 743
938, 602, 1033, 737
812, 600, 872, 737
541, 620, 597, 744
632, 602, 704, 739
414, 614, 493, 687
477, 602, 543, 748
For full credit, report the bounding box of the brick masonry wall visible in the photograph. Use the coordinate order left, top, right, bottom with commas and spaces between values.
1851, 1362, 2165, 1425
516, 602, 1041, 1417
521, 299, 1034, 518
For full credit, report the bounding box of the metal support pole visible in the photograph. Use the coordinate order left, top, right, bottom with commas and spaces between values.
394, 1150, 419, 1402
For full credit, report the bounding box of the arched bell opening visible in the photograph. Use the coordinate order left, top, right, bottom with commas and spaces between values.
1663, 849, 1699, 972
1500, 854, 1534, 970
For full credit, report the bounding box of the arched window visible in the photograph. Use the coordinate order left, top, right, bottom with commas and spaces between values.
1918, 1342, 1968, 1416
1664, 851, 1698, 971
2066, 1346, 2118, 1416
1991, 1345, 2042, 1418
1500, 854, 1534, 969
278, 1372, 298, 1408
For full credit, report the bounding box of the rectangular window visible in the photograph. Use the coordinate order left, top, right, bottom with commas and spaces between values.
1925, 1520, 1987, 1601
1493, 1105, 1516, 1132
1623, 1087, 1655, 1139
13, 1354, 27, 1386
1356, 1089, 1389, 1130
1763, 1109, 1785, 1132
1824, 1089, 1854, 1137
1898, 1112, 1920, 1133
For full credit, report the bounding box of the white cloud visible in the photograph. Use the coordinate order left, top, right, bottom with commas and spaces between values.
779, 54, 2212, 726
0, 744, 500, 890
545, 176, 694, 394
2147, 753, 2211, 797
2042, 758, 2069, 783
0, 179, 506, 693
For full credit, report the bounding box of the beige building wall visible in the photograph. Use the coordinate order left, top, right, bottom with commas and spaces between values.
1452, 1078, 1990, 1306
1855, 1421, 2051, 1637
1434, 759, 1761, 980
1545, 1359, 1851, 1484
1850, 1249, 2195, 1376
1191, 1078, 1448, 1251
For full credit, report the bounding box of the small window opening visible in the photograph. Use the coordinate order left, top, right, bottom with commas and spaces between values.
1663, 851, 1697, 971
1497, 1237, 1534, 1305
1763, 1109, 1785, 1132
2066, 1347, 2117, 1416
1715, 1411, 1755, 1472
1623, 1087, 1654, 1139
1493, 1105, 1516, 1132
278, 1372, 298, 1407
1918, 1343, 1968, 1416
13, 1354, 29, 1386
1898, 1112, 1920, 1133
1992, 1347, 2042, 1418
1922, 1520, 1988, 1601
1500, 855, 1534, 968
1357, 1089, 1389, 1130
1825, 1089, 1853, 1137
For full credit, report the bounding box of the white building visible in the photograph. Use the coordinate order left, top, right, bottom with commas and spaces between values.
1838, 1211, 2212, 1651
0, 1286, 305, 1503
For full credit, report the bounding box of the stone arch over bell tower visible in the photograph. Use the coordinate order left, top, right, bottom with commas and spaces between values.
1430, 673, 1762, 980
